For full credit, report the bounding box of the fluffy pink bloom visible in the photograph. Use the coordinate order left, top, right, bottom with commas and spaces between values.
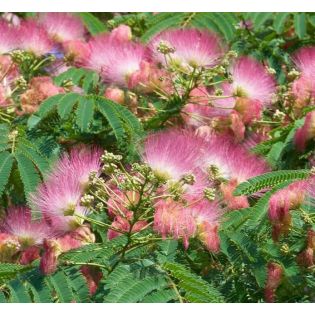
40, 225, 95, 274
264, 262, 283, 303
48, 145, 103, 189
17, 20, 53, 56
142, 129, 203, 182
198, 134, 269, 184
190, 200, 221, 252
294, 111, 315, 151
219, 57, 275, 105
84, 34, 150, 87
62, 40, 90, 66
110, 25, 132, 42
292, 47, 315, 108
0, 20, 18, 53
154, 198, 196, 248
81, 265, 103, 295
107, 216, 147, 240
150, 28, 225, 70
38, 13, 85, 42
31, 176, 88, 233
104, 87, 125, 104
0, 206, 53, 247
269, 180, 308, 222
19, 76, 64, 114
154, 198, 221, 251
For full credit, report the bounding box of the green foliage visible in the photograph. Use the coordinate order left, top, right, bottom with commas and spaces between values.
78, 13, 107, 35
163, 262, 224, 303
0, 267, 90, 303
233, 169, 310, 196
141, 12, 238, 42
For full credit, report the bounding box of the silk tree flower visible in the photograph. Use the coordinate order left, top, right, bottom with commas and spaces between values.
19, 76, 64, 115
104, 87, 125, 104
153, 198, 221, 251
268, 180, 308, 241
0, 20, 19, 54
83, 34, 150, 88
0, 206, 53, 248
62, 40, 90, 66
213, 57, 276, 131
294, 111, 315, 152
31, 175, 89, 233
142, 129, 203, 182
297, 230, 315, 267
17, 20, 53, 56
153, 198, 196, 249
110, 24, 132, 42
264, 262, 283, 303
40, 225, 95, 275
181, 87, 233, 129
38, 13, 85, 43
48, 146, 103, 189
190, 199, 221, 252
198, 134, 269, 209
0, 206, 53, 264
291, 47, 315, 110
149, 28, 225, 71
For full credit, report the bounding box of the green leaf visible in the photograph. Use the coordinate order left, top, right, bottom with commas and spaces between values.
273, 13, 290, 33
234, 169, 310, 196
294, 13, 307, 39
0, 151, 13, 196
76, 97, 95, 132
57, 93, 81, 119
78, 13, 107, 35
15, 153, 41, 198
36, 94, 65, 119
163, 262, 224, 303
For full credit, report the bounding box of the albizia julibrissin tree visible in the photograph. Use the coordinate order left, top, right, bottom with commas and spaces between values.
0, 12, 315, 303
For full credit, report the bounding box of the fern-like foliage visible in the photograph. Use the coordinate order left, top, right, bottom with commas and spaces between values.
0, 124, 51, 201
233, 169, 310, 196
163, 262, 224, 303
0, 266, 90, 303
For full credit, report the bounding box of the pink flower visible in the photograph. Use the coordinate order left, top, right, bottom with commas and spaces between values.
31, 176, 88, 233
292, 47, 315, 108
190, 200, 221, 252
0, 20, 18, 54
83, 34, 150, 87
48, 145, 103, 189
38, 13, 85, 42
1, 206, 53, 248
17, 20, 53, 56
154, 198, 196, 248
142, 129, 203, 182
149, 28, 225, 70
294, 111, 315, 151
62, 40, 90, 66
19, 76, 64, 115
104, 87, 125, 104
107, 216, 147, 240
268, 180, 308, 222
81, 266, 103, 295
110, 25, 132, 42
264, 262, 283, 303
198, 134, 269, 184
154, 198, 221, 252
40, 225, 95, 274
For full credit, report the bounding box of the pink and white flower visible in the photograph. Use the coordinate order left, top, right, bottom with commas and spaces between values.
17, 20, 53, 56
149, 28, 225, 70
83, 34, 150, 87
0, 20, 18, 54
38, 13, 85, 43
